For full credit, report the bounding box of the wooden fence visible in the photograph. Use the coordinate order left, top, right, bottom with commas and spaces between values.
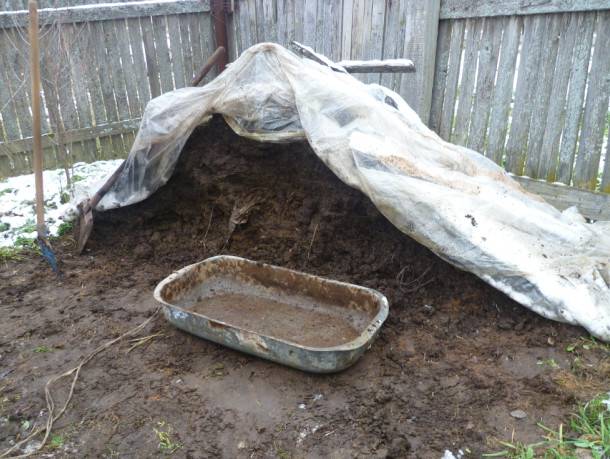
430, 3, 610, 195
0, 0, 216, 177
226, 0, 440, 122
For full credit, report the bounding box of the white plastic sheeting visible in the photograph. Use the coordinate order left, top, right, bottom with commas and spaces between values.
98, 43, 610, 340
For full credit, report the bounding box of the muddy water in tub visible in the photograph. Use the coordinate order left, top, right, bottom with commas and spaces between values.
187, 290, 370, 348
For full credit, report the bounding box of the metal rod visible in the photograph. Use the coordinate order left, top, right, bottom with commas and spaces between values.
29, 0, 44, 237
212, 0, 228, 71
191, 46, 226, 86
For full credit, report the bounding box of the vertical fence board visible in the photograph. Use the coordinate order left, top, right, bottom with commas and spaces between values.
140, 16, 162, 99
152, 15, 174, 92
467, 17, 502, 153
127, 17, 152, 111
188, 13, 204, 75
380, 0, 405, 90
83, 21, 114, 159
179, 15, 193, 83
429, 20, 451, 133
114, 18, 142, 118
303, 0, 316, 47
65, 24, 97, 163
167, 15, 186, 88
572, 11, 610, 190
89, 21, 125, 156
452, 18, 482, 145
524, 14, 561, 178
601, 131, 610, 193
0, 32, 23, 142
340, 0, 353, 60
505, 15, 545, 175
486, 16, 521, 165
439, 19, 464, 140
537, 13, 577, 181
556, 13, 595, 184
1, 28, 30, 141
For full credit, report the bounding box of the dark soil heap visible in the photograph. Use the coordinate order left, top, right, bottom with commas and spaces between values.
2, 116, 604, 458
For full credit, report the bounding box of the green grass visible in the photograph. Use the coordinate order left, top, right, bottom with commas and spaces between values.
484, 393, 610, 458
566, 336, 610, 354
0, 246, 23, 262
0, 187, 16, 196
50, 434, 64, 449
56, 221, 73, 237
17, 222, 36, 234
33, 345, 53, 353
537, 358, 560, 370
154, 421, 182, 454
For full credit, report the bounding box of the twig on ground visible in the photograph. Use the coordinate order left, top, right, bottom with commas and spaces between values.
0, 307, 161, 459
305, 223, 319, 265
202, 206, 214, 250
397, 266, 435, 293
127, 332, 165, 353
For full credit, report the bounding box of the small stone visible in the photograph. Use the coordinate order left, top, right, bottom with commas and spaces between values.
133, 242, 152, 258
237, 440, 247, 450
388, 437, 411, 457
510, 409, 527, 419
374, 448, 388, 458
440, 375, 460, 389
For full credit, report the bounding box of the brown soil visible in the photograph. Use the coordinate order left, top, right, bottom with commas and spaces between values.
1, 116, 609, 458
189, 293, 363, 348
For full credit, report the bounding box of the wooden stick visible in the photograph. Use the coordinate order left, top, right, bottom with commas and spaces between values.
191, 46, 226, 86
29, 0, 44, 238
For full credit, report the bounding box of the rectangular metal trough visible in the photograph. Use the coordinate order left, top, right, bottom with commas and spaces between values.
153, 255, 388, 373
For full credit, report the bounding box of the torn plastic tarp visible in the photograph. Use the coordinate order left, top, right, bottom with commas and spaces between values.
97, 43, 610, 340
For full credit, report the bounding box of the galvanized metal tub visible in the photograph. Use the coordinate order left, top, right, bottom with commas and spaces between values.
153, 255, 388, 373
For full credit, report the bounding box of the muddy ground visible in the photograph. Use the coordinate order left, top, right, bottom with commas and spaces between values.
1, 117, 609, 458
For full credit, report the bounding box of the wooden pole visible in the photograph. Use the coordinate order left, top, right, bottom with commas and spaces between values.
29, 0, 44, 237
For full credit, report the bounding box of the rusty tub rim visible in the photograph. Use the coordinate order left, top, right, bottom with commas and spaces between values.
153, 255, 389, 353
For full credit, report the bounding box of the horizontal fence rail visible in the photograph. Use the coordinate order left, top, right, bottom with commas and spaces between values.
0, 0, 217, 177
430, 7, 610, 194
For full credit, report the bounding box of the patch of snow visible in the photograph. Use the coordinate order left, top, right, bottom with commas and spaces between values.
0, 160, 122, 247
441, 450, 464, 459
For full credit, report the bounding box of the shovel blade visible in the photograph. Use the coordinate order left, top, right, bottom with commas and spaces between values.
77, 209, 94, 254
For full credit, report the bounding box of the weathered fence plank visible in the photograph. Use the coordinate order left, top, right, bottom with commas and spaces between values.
0, 31, 23, 142
572, 11, 610, 190
440, 0, 610, 19
126, 17, 152, 112
152, 15, 174, 93
505, 15, 545, 175
602, 134, 610, 194
438, 19, 464, 140
380, 0, 405, 91
452, 18, 481, 145
486, 15, 521, 165
140, 16, 161, 99
524, 13, 561, 178
89, 21, 126, 156
556, 13, 595, 184
178, 14, 193, 83
514, 176, 610, 221
537, 13, 577, 181
0, 0, 211, 28
467, 17, 502, 153
428, 20, 451, 133
167, 15, 186, 88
